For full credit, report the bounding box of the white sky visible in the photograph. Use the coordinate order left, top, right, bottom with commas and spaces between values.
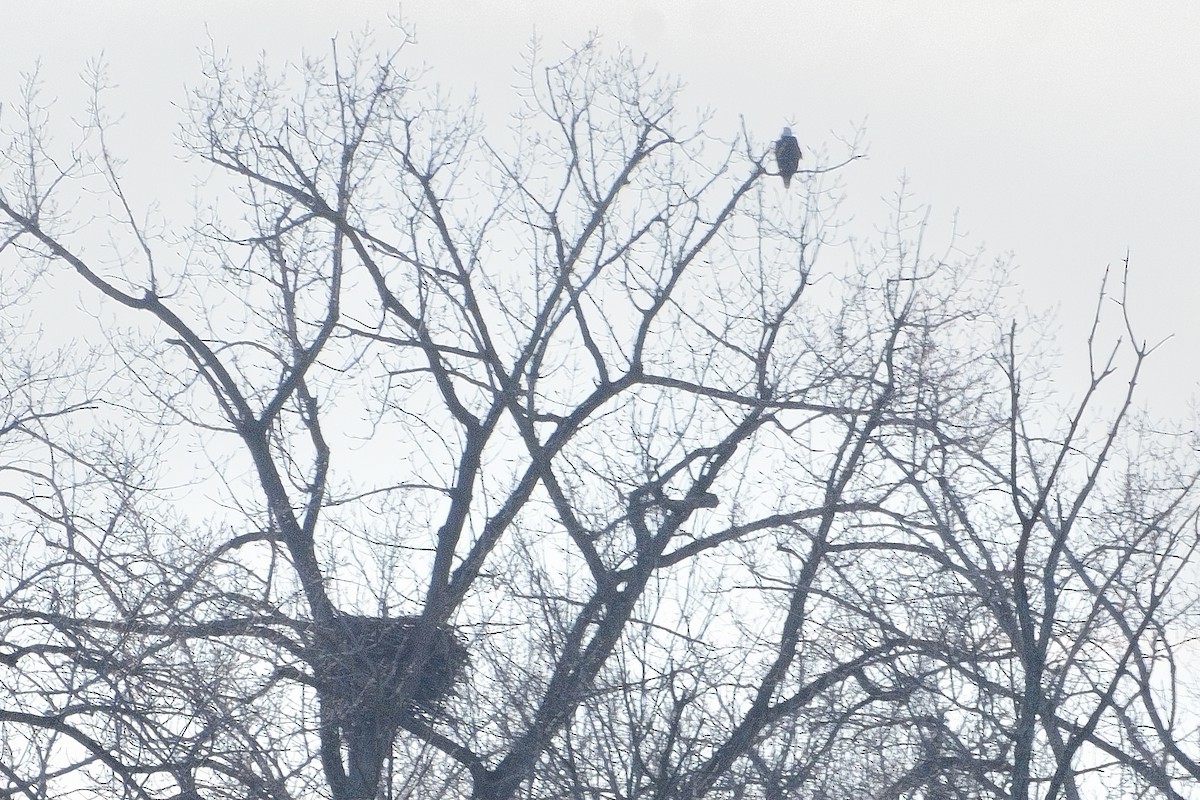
3, 1, 1198, 420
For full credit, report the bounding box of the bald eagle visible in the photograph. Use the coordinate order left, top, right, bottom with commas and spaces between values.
775, 127, 802, 188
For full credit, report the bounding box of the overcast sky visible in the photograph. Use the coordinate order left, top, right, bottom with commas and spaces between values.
3, 1, 1198, 419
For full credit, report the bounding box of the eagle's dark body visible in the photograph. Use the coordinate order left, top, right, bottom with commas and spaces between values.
775, 127, 801, 188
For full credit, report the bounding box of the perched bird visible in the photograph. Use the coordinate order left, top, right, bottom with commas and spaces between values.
775, 127, 802, 188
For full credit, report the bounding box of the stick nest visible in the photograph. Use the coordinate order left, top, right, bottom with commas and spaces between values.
309, 615, 468, 726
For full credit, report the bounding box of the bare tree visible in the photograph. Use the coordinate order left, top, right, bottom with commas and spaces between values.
0, 33, 1196, 800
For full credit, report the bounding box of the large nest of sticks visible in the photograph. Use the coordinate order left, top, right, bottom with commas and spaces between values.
307, 615, 468, 727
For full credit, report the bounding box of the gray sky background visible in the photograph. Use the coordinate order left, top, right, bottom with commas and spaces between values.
3, 1, 1197, 420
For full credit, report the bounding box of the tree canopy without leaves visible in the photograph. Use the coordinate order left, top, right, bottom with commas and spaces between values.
0, 34, 1198, 800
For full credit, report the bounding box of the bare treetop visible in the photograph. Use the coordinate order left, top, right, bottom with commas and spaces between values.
0, 36, 1196, 800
